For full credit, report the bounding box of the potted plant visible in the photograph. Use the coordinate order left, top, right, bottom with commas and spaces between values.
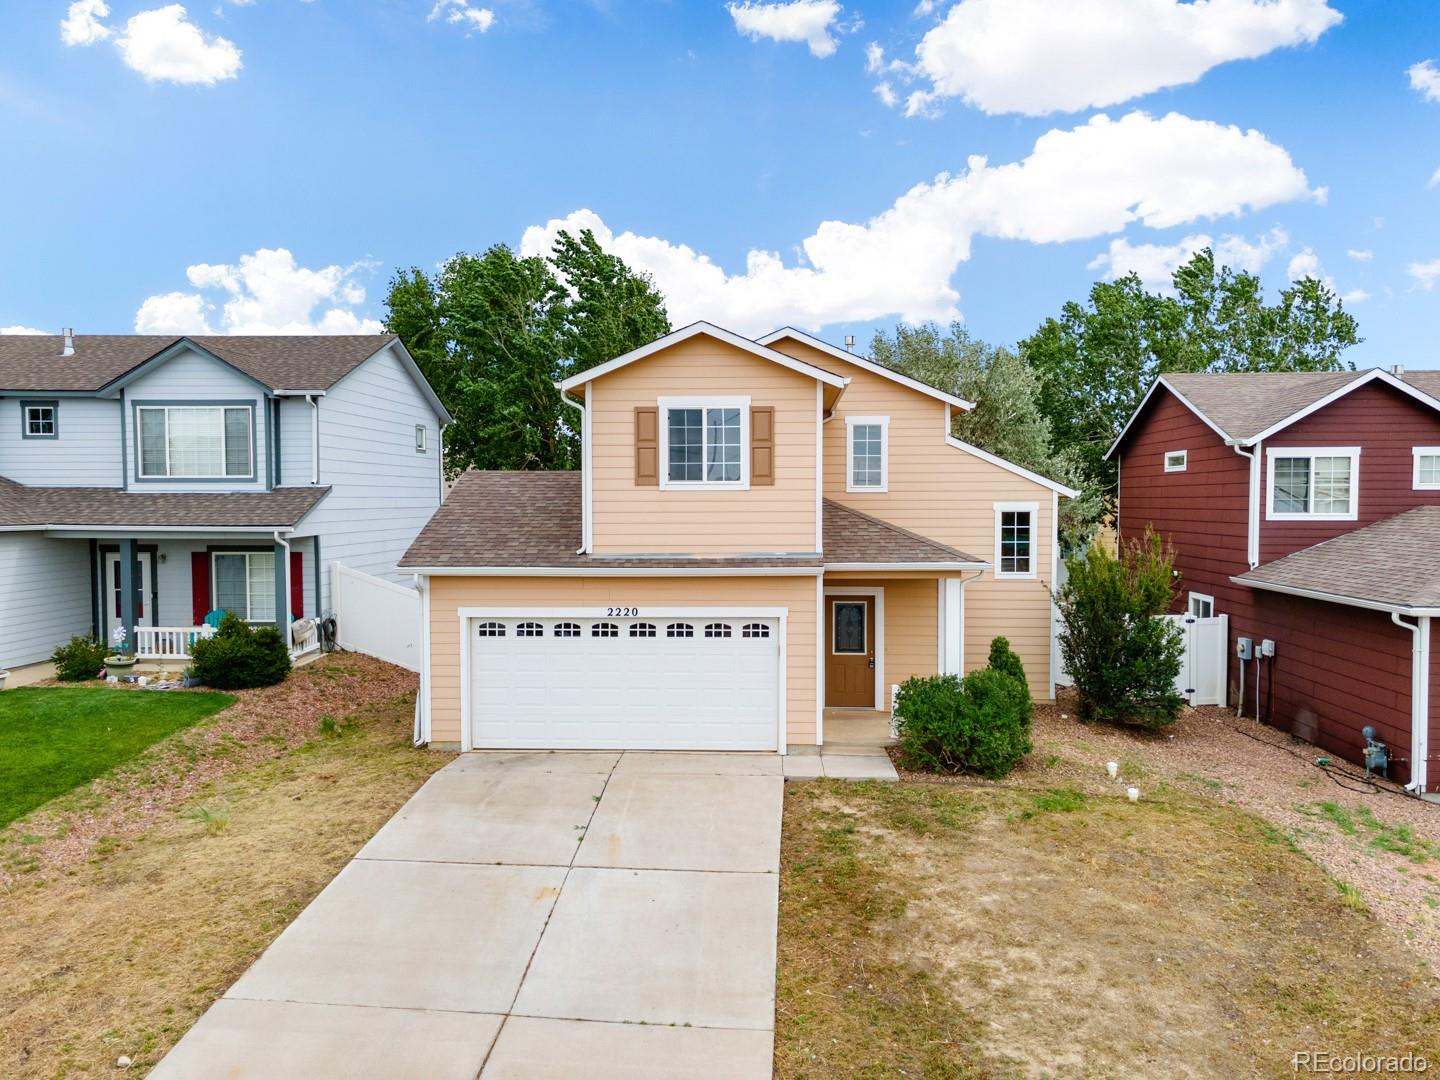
181, 667, 201, 688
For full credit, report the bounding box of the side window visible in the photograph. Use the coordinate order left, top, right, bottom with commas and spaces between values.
994, 502, 1037, 578
1163, 449, 1187, 472
1414, 447, 1440, 490
21, 400, 58, 439
415, 424, 427, 453
1188, 593, 1215, 619
846, 416, 888, 491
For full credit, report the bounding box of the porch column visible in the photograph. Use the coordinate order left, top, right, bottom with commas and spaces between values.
941, 577, 963, 675
273, 541, 289, 640
118, 538, 138, 655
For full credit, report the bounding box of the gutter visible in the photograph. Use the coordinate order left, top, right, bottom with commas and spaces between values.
1229, 575, 1440, 618
1392, 612, 1431, 795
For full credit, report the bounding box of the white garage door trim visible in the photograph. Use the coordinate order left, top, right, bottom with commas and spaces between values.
458, 607, 788, 753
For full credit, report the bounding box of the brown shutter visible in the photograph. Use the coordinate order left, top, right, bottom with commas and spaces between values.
634, 406, 659, 485
751, 406, 775, 486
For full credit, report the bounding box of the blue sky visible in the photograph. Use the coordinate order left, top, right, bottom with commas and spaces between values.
1, 0, 1437, 366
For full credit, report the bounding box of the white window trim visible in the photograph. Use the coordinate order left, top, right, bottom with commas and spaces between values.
994, 501, 1039, 580
845, 415, 889, 493
211, 550, 276, 624
1414, 446, 1440, 491
137, 404, 254, 480
1264, 446, 1360, 522
415, 424, 427, 453
1188, 592, 1215, 618
1163, 449, 1188, 473
656, 395, 751, 491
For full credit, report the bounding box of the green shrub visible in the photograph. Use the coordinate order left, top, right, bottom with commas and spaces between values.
189, 613, 291, 690
987, 636, 1029, 695
894, 667, 1033, 778
1055, 528, 1185, 730
51, 636, 109, 681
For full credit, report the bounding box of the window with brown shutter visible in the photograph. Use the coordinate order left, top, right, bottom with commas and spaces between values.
751, 406, 775, 485
634, 406, 659, 485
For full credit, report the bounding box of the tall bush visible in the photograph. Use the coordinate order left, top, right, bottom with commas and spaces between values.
894, 645, 1034, 778
1055, 528, 1185, 730
189, 613, 291, 690
987, 636, 1028, 697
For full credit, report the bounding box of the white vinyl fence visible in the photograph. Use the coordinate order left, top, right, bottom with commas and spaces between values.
331, 562, 421, 672
1161, 613, 1229, 706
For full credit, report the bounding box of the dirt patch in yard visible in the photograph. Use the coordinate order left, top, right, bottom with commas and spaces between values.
778, 781, 1440, 1079
0, 685, 448, 1078
0, 653, 415, 884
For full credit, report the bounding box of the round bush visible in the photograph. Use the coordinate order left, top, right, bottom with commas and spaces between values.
189, 613, 291, 690
894, 666, 1033, 779
51, 636, 109, 681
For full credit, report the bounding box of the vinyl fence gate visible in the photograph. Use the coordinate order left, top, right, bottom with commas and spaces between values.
331, 561, 421, 672
1161, 613, 1229, 706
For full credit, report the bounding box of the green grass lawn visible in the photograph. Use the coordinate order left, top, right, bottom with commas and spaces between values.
0, 687, 234, 828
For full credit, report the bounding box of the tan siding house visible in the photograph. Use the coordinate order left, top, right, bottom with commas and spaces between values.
402, 321, 1074, 752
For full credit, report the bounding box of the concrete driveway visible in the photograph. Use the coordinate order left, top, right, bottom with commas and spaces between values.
152, 751, 782, 1079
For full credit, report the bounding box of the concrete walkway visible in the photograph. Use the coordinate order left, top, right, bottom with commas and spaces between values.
152, 751, 782, 1079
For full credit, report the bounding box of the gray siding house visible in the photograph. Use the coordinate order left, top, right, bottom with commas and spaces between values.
0, 332, 451, 673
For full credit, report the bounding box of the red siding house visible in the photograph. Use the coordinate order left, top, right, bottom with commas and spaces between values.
1109, 368, 1440, 794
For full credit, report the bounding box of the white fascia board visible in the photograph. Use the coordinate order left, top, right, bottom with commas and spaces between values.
396, 564, 825, 577
1246, 368, 1440, 445
825, 561, 989, 572
945, 435, 1080, 497
27, 524, 297, 534
1230, 574, 1440, 617
756, 327, 974, 410
557, 321, 847, 392
1105, 375, 1234, 460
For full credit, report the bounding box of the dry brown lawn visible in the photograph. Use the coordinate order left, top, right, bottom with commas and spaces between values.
0, 660, 447, 1078
777, 779, 1440, 1079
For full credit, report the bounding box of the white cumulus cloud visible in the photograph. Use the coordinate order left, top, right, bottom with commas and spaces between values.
520, 111, 1318, 333
0, 325, 48, 335
1408, 258, 1440, 291
1409, 59, 1440, 103
134, 248, 383, 335
1429, 166, 1440, 189
886, 0, 1341, 117
60, 0, 112, 46
112, 5, 242, 85
1346, 248, 1373, 262
429, 0, 496, 34
1088, 227, 1289, 290
1287, 246, 1323, 281
727, 1, 849, 59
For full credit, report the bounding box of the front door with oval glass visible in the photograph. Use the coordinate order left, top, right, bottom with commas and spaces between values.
826, 596, 875, 708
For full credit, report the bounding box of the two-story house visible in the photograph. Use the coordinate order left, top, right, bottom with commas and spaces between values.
1109, 367, 1440, 794
400, 320, 1075, 753
0, 331, 451, 676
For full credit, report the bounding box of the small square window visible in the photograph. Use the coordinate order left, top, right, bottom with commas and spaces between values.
415, 424, 427, 453
21, 401, 57, 439
1163, 450, 1187, 472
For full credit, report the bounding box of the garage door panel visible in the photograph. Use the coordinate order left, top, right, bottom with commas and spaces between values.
470, 615, 779, 751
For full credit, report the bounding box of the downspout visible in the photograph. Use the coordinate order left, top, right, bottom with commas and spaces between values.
414, 573, 430, 747
1392, 612, 1431, 794
306, 394, 319, 485
558, 388, 589, 554
438, 421, 449, 502
1232, 442, 1260, 569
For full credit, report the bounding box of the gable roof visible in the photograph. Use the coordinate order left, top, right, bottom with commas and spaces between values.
756, 327, 975, 410
1233, 505, 1440, 614
1107, 368, 1440, 459
556, 321, 849, 394
822, 499, 985, 568
0, 475, 329, 531
0, 334, 394, 394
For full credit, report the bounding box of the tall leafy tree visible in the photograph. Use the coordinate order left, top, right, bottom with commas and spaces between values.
1021, 248, 1361, 508
870, 321, 1103, 548
385, 229, 670, 475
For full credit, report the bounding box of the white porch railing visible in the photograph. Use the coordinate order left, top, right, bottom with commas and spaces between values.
132, 623, 321, 663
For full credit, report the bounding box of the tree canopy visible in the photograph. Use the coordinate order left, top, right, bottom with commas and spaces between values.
385, 228, 670, 475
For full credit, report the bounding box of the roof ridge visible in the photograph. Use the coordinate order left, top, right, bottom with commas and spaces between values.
823, 498, 966, 559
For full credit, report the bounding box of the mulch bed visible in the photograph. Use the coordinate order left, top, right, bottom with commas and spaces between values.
0, 653, 418, 885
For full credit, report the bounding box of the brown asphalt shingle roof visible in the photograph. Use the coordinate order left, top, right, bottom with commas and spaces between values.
400, 471, 982, 570
0, 334, 395, 392
1161, 370, 1366, 443
1234, 506, 1440, 611
0, 475, 329, 529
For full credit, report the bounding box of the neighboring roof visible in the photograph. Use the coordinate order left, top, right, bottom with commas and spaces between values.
0, 476, 329, 530
1108, 368, 1440, 458
756, 326, 976, 411
0, 334, 397, 393
399, 470, 985, 572
1233, 505, 1440, 613
823, 499, 985, 568
556, 321, 849, 394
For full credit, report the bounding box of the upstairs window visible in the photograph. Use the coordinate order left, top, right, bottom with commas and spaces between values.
21, 400, 57, 439
1267, 448, 1359, 520
994, 502, 1037, 578
846, 416, 889, 492
658, 397, 748, 487
415, 424, 427, 453
1163, 449, 1188, 472
1414, 447, 1440, 491
137, 404, 253, 480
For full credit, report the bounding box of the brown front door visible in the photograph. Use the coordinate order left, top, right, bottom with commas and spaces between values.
826, 596, 875, 708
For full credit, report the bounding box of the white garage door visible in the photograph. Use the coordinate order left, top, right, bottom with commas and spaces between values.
468, 615, 781, 751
